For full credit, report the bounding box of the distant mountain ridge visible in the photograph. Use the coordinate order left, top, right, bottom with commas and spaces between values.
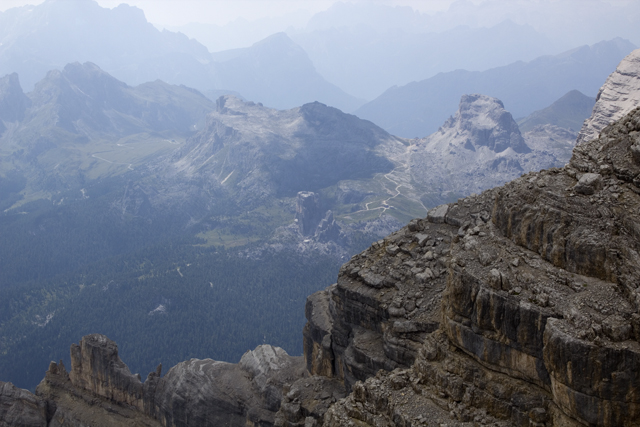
0, 0, 360, 112
291, 19, 554, 100
355, 38, 636, 138
517, 90, 596, 132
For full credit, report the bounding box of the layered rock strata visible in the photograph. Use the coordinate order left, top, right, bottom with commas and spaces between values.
304, 107, 640, 427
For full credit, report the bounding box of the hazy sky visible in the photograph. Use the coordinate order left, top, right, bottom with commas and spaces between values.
0, 0, 463, 26
1, 0, 638, 49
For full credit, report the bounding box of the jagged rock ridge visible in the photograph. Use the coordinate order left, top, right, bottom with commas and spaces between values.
0, 334, 308, 426
303, 106, 640, 427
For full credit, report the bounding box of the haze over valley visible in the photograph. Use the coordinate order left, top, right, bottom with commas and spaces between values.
1, 1, 640, 426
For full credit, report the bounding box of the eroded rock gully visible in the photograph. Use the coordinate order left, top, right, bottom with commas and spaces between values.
4, 110, 640, 426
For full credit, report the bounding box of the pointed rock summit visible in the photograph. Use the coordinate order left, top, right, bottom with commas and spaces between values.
431, 94, 529, 154
578, 48, 640, 144
409, 94, 564, 205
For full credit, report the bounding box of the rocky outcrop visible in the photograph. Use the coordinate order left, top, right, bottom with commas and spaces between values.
68, 334, 144, 410
303, 107, 640, 427
0, 73, 30, 130
295, 192, 324, 236
0, 381, 47, 427
24, 335, 307, 427
410, 94, 569, 206
578, 49, 640, 144
522, 124, 577, 166
294, 192, 341, 241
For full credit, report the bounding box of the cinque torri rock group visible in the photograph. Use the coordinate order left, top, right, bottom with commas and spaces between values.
3, 53, 640, 427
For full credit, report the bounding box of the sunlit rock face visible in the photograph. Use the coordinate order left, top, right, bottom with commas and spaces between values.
578, 48, 640, 144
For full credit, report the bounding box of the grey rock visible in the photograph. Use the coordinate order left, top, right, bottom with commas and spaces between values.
574, 172, 602, 195
578, 48, 640, 144
0, 381, 47, 427
427, 204, 449, 223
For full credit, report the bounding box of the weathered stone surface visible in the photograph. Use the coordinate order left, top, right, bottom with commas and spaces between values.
36, 359, 160, 427
578, 49, 640, 144
301, 107, 640, 427
0, 381, 47, 427
295, 192, 323, 236
68, 334, 144, 410
274, 376, 346, 427
31, 334, 307, 427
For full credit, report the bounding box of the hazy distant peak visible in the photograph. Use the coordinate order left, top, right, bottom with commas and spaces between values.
251, 32, 303, 53
0, 72, 30, 124
434, 94, 529, 154
518, 89, 596, 133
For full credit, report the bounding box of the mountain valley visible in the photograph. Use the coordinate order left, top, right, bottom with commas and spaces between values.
2, 45, 640, 427
1, 1, 640, 426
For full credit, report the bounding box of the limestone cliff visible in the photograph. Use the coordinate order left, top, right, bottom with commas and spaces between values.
302, 106, 640, 427
9, 334, 305, 427
578, 49, 640, 144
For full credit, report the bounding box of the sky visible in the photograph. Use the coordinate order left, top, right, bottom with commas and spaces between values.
0, 0, 638, 50
0, 0, 464, 26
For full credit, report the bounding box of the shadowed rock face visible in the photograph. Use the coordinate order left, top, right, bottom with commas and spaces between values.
0, 381, 48, 427
0, 73, 30, 126
172, 95, 400, 203
69, 334, 144, 410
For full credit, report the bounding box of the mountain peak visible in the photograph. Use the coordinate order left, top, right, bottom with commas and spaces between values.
518, 89, 596, 132
0, 72, 30, 125
437, 93, 529, 154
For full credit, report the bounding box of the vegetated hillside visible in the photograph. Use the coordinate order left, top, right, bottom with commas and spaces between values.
0, 62, 215, 211
355, 38, 636, 138
0, 0, 360, 112
0, 68, 408, 391
0, 61, 597, 394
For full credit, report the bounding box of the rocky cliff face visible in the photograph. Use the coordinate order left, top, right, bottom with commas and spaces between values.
18, 334, 307, 427
302, 106, 640, 427
578, 49, 640, 144
409, 94, 568, 205
0, 73, 30, 131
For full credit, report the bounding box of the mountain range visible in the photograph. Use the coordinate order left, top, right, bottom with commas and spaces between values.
0, 0, 360, 112
0, 59, 595, 392
3, 42, 640, 427
355, 38, 636, 138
